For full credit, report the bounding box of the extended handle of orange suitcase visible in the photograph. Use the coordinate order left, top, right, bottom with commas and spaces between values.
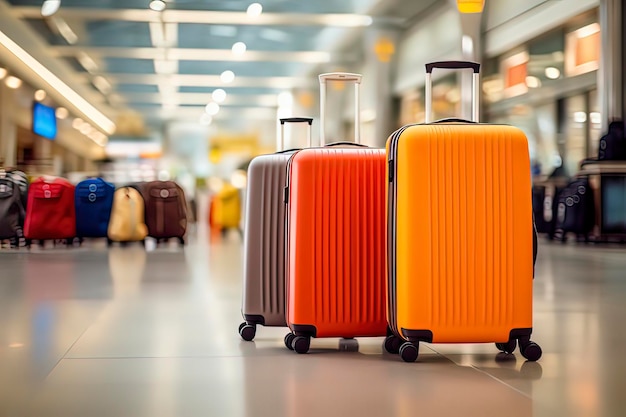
424, 61, 480, 124
278, 117, 313, 151
319, 72, 362, 147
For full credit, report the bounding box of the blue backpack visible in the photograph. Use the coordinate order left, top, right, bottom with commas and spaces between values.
75, 178, 115, 238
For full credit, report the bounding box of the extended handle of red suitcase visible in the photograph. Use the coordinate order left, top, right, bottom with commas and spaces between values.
424, 60, 480, 124
278, 117, 313, 151
319, 72, 362, 146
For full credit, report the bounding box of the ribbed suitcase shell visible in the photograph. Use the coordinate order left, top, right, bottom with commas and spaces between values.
286, 148, 388, 338
242, 153, 292, 327
387, 123, 534, 343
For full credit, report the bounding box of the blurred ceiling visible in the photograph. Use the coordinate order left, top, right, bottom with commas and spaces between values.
0, 0, 441, 134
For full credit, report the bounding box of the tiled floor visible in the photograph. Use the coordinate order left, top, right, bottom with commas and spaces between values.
1, 229, 625, 417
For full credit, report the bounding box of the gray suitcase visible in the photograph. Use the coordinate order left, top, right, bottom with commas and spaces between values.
239, 117, 313, 341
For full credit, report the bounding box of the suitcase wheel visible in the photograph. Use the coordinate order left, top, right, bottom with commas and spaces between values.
291, 336, 310, 354
399, 342, 419, 363
519, 341, 542, 362
495, 340, 517, 355
107, 238, 113, 247
284, 333, 295, 350
239, 323, 256, 342
384, 335, 402, 354
178, 237, 185, 246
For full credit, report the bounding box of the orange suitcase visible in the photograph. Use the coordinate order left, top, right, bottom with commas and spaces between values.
385, 61, 541, 362
284, 73, 388, 354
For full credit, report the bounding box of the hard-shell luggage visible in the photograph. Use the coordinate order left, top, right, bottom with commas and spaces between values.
555, 177, 595, 241
239, 117, 313, 341
107, 186, 148, 244
386, 61, 541, 363
284, 73, 388, 354
24, 176, 76, 244
75, 178, 115, 238
142, 180, 187, 245
0, 171, 25, 245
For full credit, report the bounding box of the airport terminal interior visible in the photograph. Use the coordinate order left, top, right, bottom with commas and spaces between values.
1, 0, 626, 416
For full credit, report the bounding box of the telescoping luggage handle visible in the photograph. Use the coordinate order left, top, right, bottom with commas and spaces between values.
424, 61, 480, 124
278, 117, 313, 151
319, 72, 362, 146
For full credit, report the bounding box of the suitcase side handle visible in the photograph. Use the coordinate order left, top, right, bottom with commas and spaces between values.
425, 60, 480, 124
278, 117, 314, 151
319, 72, 362, 146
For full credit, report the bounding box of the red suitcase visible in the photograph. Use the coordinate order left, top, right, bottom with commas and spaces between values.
284, 73, 388, 354
24, 177, 76, 244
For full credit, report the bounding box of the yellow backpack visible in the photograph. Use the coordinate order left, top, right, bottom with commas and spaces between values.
107, 187, 148, 242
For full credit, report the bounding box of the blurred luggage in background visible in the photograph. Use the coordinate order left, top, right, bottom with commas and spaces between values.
107, 186, 148, 246
75, 178, 115, 239
211, 182, 242, 237
24, 176, 76, 246
0, 169, 25, 247
142, 180, 188, 245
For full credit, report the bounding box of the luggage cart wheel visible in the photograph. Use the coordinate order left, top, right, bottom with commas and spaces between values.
284, 333, 296, 350
495, 339, 517, 354
292, 336, 310, 354
520, 341, 542, 361
384, 335, 401, 354
399, 342, 419, 363
239, 323, 256, 342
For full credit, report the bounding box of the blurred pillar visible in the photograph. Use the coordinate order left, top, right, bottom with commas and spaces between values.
0, 82, 17, 166
599, 0, 624, 131
457, 8, 483, 121
363, 26, 400, 147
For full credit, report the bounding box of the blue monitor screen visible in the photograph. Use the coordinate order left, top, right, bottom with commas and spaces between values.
32, 102, 57, 140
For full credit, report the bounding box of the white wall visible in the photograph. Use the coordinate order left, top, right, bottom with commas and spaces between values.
484, 0, 600, 57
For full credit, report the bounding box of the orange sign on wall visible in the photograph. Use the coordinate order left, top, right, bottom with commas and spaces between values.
506, 62, 527, 89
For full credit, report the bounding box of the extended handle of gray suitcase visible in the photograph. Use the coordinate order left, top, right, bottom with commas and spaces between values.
424, 60, 480, 124
319, 72, 362, 146
278, 117, 313, 151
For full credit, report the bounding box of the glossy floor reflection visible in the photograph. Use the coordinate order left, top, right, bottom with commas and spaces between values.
1, 230, 625, 417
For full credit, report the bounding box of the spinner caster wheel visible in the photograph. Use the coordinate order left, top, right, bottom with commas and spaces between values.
520, 341, 542, 361
291, 336, 310, 354
178, 237, 185, 245
239, 323, 256, 342
399, 342, 419, 363
284, 333, 296, 350
495, 339, 517, 354
384, 335, 401, 354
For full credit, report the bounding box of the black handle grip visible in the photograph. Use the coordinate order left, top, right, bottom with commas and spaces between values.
429, 118, 477, 124
280, 117, 313, 125
324, 141, 369, 148
425, 61, 480, 74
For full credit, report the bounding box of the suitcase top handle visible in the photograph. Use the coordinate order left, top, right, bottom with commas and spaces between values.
424, 61, 480, 124
319, 72, 362, 147
278, 117, 314, 151
425, 61, 480, 74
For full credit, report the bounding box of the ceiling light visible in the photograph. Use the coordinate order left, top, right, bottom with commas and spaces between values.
220, 70, 235, 84
0, 29, 115, 134
231, 41, 247, 55
573, 111, 587, 123
55, 107, 68, 119
205, 102, 220, 116
0, 67, 7, 80
77, 52, 98, 73
590, 112, 601, 125
51, 16, 78, 45
72, 117, 84, 129
5, 76, 22, 89
41, 0, 61, 17
92, 76, 112, 94
149, 0, 166, 12
80, 123, 93, 135
247, 3, 263, 17
154, 59, 178, 74
212, 88, 226, 103
199, 113, 213, 126
34, 89, 47, 101
545, 67, 561, 79
525, 76, 541, 88
278, 91, 293, 108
